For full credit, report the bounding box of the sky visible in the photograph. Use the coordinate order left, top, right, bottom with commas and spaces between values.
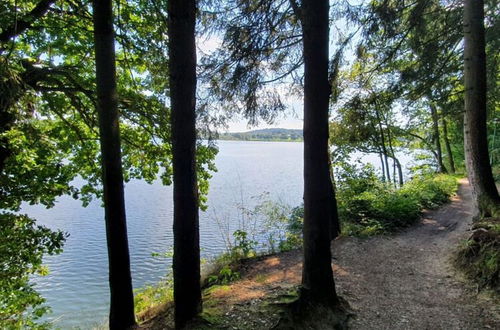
195, 1, 363, 133
224, 108, 304, 133
197, 31, 305, 133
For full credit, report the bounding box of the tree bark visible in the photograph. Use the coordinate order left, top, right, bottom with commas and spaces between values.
301, 0, 339, 305
430, 102, 447, 173
167, 0, 202, 327
328, 159, 341, 240
463, 0, 500, 216
92, 1, 136, 328
442, 117, 456, 174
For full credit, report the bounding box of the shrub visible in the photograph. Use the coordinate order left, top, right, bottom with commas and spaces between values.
207, 265, 240, 286
230, 229, 258, 258
335, 164, 457, 235
400, 174, 457, 209
247, 200, 303, 253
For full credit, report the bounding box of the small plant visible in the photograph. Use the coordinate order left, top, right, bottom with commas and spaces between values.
207, 265, 241, 285
134, 276, 173, 316
256, 200, 303, 252
231, 229, 257, 258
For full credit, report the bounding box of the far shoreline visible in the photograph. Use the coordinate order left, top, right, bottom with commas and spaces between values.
216, 138, 303, 143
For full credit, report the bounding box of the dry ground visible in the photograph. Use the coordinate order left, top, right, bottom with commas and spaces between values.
141, 179, 500, 329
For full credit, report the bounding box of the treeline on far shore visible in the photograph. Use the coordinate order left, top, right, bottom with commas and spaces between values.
217, 128, 303, 142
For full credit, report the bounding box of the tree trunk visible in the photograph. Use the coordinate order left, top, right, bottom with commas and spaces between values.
301, 0, 339, 305
328, 159, 341, 240
463, 0, 500, 217
92, 1, 136, 328
392, 159, 396, 186
385, 124, 403, 186
430, 103, 447, 173
442, 118, 456, 174
393, 156, 404, 187
167, 0, 202, 327
384, 152, 390, 182
379, 151, 386, 182
375, 108, 391, 182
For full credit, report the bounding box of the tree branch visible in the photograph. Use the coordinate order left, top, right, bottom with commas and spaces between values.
0, 0, 57, 44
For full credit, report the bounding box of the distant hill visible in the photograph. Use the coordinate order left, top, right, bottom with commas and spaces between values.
219, 128, 303, 142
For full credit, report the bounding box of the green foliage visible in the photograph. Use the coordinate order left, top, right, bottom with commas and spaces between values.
231, 230, 257, 259
250, 199, 304, 253
492, 165, 500, 182
454, 218, 500, 292
400, 174, 458, 209
207, 265, 240, 286
0, 213, 66, 329
278, 206, 304, 252
134, 277, 173, 316
0, 0, 218, 207
0, 1, 218, 324
335, 164, 457, 235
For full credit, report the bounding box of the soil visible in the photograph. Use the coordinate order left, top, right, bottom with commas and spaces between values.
141, 179, 500, 329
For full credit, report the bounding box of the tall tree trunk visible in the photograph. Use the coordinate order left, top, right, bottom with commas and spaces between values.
384, 152, 391, 182
379, 151, 386, 182
385, 124, 403, 186
463, 0, 500, 216
375, 108, 391, 182
328, 159, 341, 240
301, 0, 339, 305
392, 156, 404, 187
92, 1, 136, 328
392, 159, 396, 186
168, 0, 202, 327
430, 102, 447, 173
442, 118, 456, 174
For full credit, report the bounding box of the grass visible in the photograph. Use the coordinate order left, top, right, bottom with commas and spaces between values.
134, 278, 173, 322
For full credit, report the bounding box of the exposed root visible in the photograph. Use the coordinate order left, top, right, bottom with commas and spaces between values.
273, 294, 352, 330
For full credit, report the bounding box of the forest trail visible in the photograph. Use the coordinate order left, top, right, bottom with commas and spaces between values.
331, 178, 500, 329
142, 179, 500, 329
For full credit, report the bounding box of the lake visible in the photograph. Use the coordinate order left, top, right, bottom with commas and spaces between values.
25, 140, 415, 328
25, 141, 306, 328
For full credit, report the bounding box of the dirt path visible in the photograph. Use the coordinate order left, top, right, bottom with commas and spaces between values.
143, 179, 499, 329
332, 178, 499, 329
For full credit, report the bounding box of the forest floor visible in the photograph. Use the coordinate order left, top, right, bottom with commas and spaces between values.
140, 179, 500, 329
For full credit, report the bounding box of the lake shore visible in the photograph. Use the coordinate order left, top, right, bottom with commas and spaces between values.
138, 179, 500, 329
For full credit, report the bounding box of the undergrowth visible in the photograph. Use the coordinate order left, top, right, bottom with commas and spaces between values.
134, 276, 173, 322
336, 164, 457, 236
454, 217, 500, 293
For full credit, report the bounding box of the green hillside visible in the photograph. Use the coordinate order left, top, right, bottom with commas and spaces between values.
219, 128, 303, 141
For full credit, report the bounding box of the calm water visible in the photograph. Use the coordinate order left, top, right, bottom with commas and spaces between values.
25, 141, 305, 328
25, 140, 414, 328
